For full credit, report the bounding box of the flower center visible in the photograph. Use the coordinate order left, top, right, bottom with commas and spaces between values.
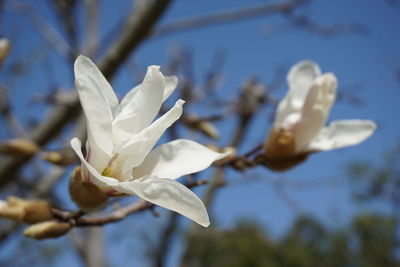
101, 154, 121, 180
264, 128, 296, 159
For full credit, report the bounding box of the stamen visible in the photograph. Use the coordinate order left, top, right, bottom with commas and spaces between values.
108, 153, 119, 167
101, 154, 120, 178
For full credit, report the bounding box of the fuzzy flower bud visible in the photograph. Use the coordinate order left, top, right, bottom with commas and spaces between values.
263, 128, 308, 171
0, 196, 52, 224
24, 221, 71, 240
69, 167, 109, 210
185, 115, 220, 139
41, 150, 78, 166
0, 139, 40, 157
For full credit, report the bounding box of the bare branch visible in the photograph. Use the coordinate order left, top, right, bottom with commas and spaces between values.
48, 0, 78, 50
283, 12, 370, 37
0, 86, 26, 137
49, 179, 207, 229
82, 0, 99, 57
85, 227, 106, 267
12, 3, 75, 59
152, 0, 310, 37
0, 0, 173, 189
98, 0, 172, 78
150, 212, 179, 267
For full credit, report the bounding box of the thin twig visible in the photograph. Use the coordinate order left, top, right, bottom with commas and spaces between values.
50, 179, 207, 228
283, 12, 369, 37
152, 0, 310, 37
12, 3, 75, 59
83, 0, 99, 57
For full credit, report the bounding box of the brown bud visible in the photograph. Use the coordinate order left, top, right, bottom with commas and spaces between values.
196, 121, 219, 139
41, 150, 78, 166
0, 200, 24, 221
258, 153, 308, 171
262, 128, 308, 171
264, 128, 296, 158
0, 38, 11, 65
0, 196, 52, 224
0, 139, 40, 157
24, 221, 71, 240
69, 167, 109, 210
185, 115, 220, 139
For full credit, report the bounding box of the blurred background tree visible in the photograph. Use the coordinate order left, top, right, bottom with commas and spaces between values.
182, 214, 398, 267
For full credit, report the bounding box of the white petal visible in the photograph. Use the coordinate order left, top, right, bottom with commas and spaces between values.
132, 139, 227, 180
162, 75, 178, 102
274, 95, 297, 129
287, 60, 321, 108
70, 138, 120, 188
74, 55, 118, 114
75, 78, 114, 157
113, 66, 165, 143
275, 60, 321, 128
294, 73, 337, 151
305, 120, 377, 151
84, 140, 111, 173
119, 99, 185, 174
115, 177, 210, 227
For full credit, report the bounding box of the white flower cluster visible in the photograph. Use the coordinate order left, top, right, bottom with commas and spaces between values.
71, 57, 376, 226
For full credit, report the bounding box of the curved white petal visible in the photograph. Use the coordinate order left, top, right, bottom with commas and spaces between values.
74, 56, 118, 114
118, 99, 185, 175
70, 138, 120, 188
113, 66, 165, 142
305, 120, 377, 152
274, 97, 299, 129
75, 78, 113, 156
115, 177, 210, 227
275, 60, 321, 128
294, 73, 337, 151
162, 75, 178, 102
116, 84, 139, 114
287, 60, 321, 108
132, 139, 227, 180
84, 140, 111, 173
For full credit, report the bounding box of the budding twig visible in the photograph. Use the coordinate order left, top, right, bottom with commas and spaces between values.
48, 179, 209, 230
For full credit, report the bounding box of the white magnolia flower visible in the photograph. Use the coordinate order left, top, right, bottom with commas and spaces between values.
263, 60, 376, 170
70, 55, 226, 227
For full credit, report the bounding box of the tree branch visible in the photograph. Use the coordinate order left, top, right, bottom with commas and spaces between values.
50, 179, 207, 228
0, 0, 173, 189
152, 0, 309, 37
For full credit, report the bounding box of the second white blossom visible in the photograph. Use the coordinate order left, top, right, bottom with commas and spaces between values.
263, 60, 376, 170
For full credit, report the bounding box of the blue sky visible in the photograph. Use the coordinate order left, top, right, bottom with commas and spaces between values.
1, 0, 399, 266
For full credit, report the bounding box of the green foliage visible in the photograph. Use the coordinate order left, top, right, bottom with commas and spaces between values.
182, 222, 275, 267
182, 214, 398, 267
352, 214, 397, 267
